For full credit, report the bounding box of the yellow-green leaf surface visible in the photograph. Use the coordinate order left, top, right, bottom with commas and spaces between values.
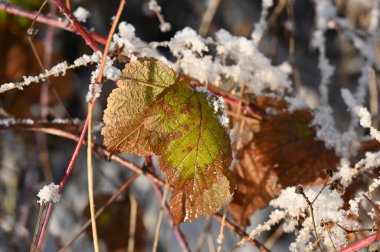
102, 59, 234, 224
102, 58, 178, 155
145, 83, 234, 224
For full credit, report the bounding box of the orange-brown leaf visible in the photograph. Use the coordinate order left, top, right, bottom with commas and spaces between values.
229, 97, 339, 226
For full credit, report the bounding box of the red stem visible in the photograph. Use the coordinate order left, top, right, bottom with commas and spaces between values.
53, 0, 101, 51
145, 156, 191, 252
59, 103, 94, 191
35, 203, 53, 252
35, 102, 94, 251
0, 1, 107, 45
339, 233, 380, 252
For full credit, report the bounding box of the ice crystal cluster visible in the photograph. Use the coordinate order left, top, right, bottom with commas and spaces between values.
37, 183, 61, 204
111, 23, 292, 95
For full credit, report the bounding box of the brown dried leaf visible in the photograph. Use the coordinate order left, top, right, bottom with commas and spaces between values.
229, 97, 339, 226
229, 150, 280, 226
253, 109, 338, 187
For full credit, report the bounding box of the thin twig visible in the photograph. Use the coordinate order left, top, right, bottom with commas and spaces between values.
25, 0, 54, 182
29, 204, 44, 252
35, 203, 53, 252
127, 191, 138, 252
208, 231, 216, 252
264, 224, 284, 249
59, 173, 139, 251
85, 0, 126, 248
369, 67, 378, 127
213, 213, 270, 252
286, 0, 303, 94
0, 1, 106, 45
53, 0, 100, 51
216, 207, 228, 252
336, 223, 378, 234
152, 183, 170, 252
87, 102, 99, 252
96, 0, 125, 84
298, 187, 322, 251
195, 218, 212, 252
198, 0, 220, 35
65, 0, 70, 10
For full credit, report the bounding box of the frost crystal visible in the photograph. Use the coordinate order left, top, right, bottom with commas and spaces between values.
239, 210, 285, 245
89, 57, 121, 84
341, 88, 358, 110
87, 57, 121, 102
212, 96, 229, 128
148, 0, 161, 12
269, 186, 357, 251
159, 22, 171, 32
355, 106, 380, 142
103, 65, 121, 81
0, 83, 16, 93
73, 7, 90, 23
357, 106, 372, 128
45, 61, 68, 77
195, 86, 229, 127
86, 83, 102, 102
312, 106, 350, 157
251, 0, 273, 43
37, 183, 61, 204
74, 51, 102, 66
195, 86, 211, 95
112, 22, 162, 59
285, 97, 308, 112
170, 27, 208, 55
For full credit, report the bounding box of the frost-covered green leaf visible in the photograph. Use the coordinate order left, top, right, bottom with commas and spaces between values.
102, 58, 234, 224
145, 83, 234, 223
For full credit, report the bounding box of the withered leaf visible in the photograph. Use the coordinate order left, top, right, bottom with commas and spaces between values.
229, 97, 339, 226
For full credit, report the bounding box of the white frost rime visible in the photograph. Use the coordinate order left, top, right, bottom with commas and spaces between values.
37, 183, 61, 204
73, 7, 90, 23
